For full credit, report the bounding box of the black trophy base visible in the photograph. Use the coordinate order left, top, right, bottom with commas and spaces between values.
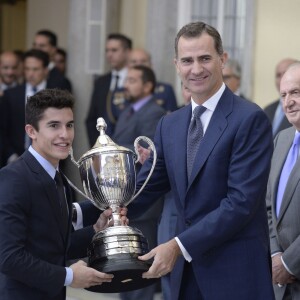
85, 253, 157, 293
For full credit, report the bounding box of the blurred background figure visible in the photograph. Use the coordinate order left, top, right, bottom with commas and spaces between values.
86, 33, 132, 145
223, 58, 250, 101
128, 48, 178, 113
33, 29, 72, 92
114, 65, 165, 300
54, 47, 67, 75
0, 51, 19, 96
264, 58, 297, 137
13, 50, 25, 85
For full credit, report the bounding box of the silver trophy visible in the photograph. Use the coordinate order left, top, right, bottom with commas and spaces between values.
69, 118, 157, 293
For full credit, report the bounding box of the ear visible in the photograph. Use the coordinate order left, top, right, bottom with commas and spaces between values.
174, 58, 180, 74
220, 52, 228, 69
144, 81, 153, 94
25, 124, 37, 141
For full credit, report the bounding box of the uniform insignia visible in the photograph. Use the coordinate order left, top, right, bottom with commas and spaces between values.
156, 99, 164, 106
155, 85, 165, 93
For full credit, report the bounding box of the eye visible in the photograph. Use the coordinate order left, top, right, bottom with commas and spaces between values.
67, 123, 74, 128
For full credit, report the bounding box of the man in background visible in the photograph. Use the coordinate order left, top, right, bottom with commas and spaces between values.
128, 48, 178, 113
222, 58, 250, 101
114, 65, 165, 300
86, 33, 132, 145
33, 29, 72, 92
0, 51, 19, 96
267, 62, 300, 300
0, 49, 69, 165
264, 58, 297, 137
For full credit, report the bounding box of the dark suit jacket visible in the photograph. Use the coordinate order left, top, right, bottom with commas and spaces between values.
153, 81, 178, 113
267, 126, 300, 299
264, 100, 291, 136
0, 151, 95, 300
85, 73, 129, 146
1, 81, 70, 164
47, 67, 72, 92
130, 87, 275, 299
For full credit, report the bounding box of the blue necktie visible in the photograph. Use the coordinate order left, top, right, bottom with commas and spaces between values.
187, 105, 207, 178
276, 132, 300, 217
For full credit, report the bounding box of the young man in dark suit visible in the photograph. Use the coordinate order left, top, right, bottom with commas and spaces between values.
1, 49, 70, 165
33, 29, 72, 92
130, 21, 275, 299
85, 33, 132, 145
0, 89, 127, 300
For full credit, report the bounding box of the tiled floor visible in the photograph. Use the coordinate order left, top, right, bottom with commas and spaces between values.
67, 288, 163, 300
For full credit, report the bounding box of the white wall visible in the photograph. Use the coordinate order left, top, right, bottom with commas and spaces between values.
253, 0, 300, 108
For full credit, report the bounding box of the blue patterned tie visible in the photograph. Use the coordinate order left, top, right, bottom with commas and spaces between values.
276, 132, 300, 217
187, 105, 207, 178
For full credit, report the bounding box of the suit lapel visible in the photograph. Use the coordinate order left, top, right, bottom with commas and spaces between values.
275, 128, 299, 222
23, 151, 69, 243
173, 105, 191, 204
187, 89, 232, 191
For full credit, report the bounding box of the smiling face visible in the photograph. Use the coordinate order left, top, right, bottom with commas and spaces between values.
280, 64, 300, 131
174, 33, 226, 104
25, 107, 74, 167
0, 52, 19, 85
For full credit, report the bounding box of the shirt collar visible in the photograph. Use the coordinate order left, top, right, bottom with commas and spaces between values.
28, 146, 57, 179
132, 95, 152, 112
191, 83, 226, 113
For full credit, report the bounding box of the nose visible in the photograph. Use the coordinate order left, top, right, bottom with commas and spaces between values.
284, 94, 295, 109
191, 61, 203, 75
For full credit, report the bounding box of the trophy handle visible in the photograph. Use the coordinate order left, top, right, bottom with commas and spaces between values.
131, 136, 157, 202
69, 147, 80, 168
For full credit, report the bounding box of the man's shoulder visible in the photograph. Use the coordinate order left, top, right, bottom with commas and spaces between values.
3, 84, 25, 97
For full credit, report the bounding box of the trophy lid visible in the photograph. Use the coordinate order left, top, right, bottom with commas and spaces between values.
78, 118, 135, 165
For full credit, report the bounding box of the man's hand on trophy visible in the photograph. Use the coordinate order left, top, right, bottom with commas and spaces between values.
93, 207, 128, 232
70, 260, 114, 288
138, 239, 182, 279
136, 144, 151, 165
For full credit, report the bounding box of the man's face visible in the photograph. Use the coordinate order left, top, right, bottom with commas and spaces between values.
124, 69, 149, 102
33, 35, 56, 59
128, 49, 151, 67
222, 65, 240, 93
53, 52, 66, 74
26, 107, 74, 167
174, 33, 225, 104
280, 66, 300, 130
0, 53, 18, 85
105, 39, 129, 70
24, 57, 48, 87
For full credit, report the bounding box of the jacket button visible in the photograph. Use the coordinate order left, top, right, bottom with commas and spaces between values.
185, 220, 191, 227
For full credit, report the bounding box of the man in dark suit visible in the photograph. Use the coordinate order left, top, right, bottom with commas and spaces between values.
33, 29, 72, 92
114, 65, 165, 300
1, 49, 70, 165
85, 33, 132, 146
129, 22, 275, 299
128, 48, 178, 113
267, 62, 300, 300
0, 89, 129, 300
264, 58, 296, 137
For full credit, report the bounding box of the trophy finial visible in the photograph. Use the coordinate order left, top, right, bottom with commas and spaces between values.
96, 117, 107, 134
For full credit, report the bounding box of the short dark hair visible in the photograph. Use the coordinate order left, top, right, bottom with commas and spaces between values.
107, 33, 132, 50
36, 30, 57, 47
24, 49, 49, 68
26, 89, 74, 130
131, 65, 156, 94
56, 48, 67, 59
174, 22, 223, 58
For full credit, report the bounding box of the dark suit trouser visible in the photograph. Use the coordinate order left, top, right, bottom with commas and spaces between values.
179, 262, 203, 300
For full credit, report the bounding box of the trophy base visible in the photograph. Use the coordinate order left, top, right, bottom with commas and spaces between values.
85, 253, 157, 293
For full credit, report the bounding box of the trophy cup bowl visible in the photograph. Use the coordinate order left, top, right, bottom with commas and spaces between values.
69, 118, 157, 293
